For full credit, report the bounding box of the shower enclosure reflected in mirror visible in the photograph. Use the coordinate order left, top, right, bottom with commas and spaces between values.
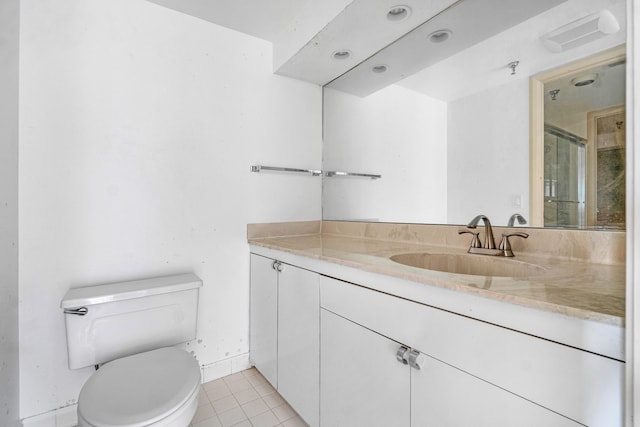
530, 46, 626, 228
543, 125, 586, 227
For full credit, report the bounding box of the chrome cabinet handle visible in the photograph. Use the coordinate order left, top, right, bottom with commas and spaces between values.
396, 345, 410, 365
271, 260, 284, 272
408, 349, 425, 370
397, 346, 424, 369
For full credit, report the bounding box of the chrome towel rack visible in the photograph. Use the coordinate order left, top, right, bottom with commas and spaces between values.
250, 165, 380, 179
325, 171, 381, 179
250, 165, 322, 176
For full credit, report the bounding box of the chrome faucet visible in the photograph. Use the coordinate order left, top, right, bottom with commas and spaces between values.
459, 215, 503, 256
460, 215, 530, 257
467, 215, 496, 249
507, 213, 527, 227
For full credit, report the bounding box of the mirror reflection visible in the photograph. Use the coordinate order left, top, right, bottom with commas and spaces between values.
539, 55, 626, 228
322, 0, 626, 228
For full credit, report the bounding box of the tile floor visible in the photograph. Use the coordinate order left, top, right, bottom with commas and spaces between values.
190, 367, 309, 427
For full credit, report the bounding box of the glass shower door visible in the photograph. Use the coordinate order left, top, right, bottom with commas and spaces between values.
543, 126, 586, 227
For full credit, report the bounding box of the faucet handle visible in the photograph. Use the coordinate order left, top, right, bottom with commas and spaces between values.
458, 229, 481, 248
499, 232, 529, 257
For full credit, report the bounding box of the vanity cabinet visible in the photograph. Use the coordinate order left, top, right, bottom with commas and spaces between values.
320, 275, 623, 427
321, 307, 580, 427
249, 254, 319, 427
250, 249, 623, 427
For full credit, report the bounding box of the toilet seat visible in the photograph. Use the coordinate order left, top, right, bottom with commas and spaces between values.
77, 347, 201, 427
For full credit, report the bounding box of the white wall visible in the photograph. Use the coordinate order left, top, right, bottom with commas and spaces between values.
447, 79, 531, 225
0, 0, 20, 426
19, 0, 321, 420
323, 86, 448, 223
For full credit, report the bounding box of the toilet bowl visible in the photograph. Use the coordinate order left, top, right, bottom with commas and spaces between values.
77, 348, 201, 427
61, 273, 203, 427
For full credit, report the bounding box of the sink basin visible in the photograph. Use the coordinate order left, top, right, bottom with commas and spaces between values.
389, 252, 546, 277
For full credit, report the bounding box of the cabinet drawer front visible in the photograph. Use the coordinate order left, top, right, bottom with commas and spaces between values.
320, 275, 623, 426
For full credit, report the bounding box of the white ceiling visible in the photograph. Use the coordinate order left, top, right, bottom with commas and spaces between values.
146, 0, 627, 100
147, 0, 311, 41
147, 0, 469, 86
396, 0, 626, 101
273, 0, 461, 85
326, 0, 566, 97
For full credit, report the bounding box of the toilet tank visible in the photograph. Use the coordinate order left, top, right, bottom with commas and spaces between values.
61, 273, 202, 369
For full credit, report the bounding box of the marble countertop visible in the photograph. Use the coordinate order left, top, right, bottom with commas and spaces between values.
249, 233, 625, 326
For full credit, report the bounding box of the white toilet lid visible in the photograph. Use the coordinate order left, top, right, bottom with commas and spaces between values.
78, 347, 201, 427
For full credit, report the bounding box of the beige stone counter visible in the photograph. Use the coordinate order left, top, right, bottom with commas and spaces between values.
248, 221, 625, 327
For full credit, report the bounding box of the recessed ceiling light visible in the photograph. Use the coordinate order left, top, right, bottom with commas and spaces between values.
332, 50, 352, 60
571, 73, 598, 87
387, 5, 412, 22
428, 29, 452, 43
371, 65, 388, 73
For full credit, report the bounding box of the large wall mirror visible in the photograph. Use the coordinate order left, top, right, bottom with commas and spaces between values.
322, 0, 627, 228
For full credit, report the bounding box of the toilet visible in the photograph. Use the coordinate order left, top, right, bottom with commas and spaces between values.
60, 273, 203, 427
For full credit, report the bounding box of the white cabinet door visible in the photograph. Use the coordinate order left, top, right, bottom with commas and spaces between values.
250, 254, 278, 388
321, 274, 623, 425
278, 264, 320, 427
411, 352, 581, 427
320, 309, 410, 427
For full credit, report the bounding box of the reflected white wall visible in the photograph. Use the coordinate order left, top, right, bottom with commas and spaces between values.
323, 86, 448, 223
447, 80, 531, 225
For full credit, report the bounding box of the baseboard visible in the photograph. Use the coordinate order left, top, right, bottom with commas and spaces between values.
21, 404, 77, 427
201, 352, 252, 383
